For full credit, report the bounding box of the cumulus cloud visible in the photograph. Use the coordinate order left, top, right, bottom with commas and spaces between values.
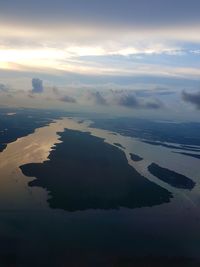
118, 93, 140, 108
59, 95, 76, 103
31, 78, 44, 93
182, 90, 200, 109
87, 91, 107, 105
0, 83, 9, 92
115, 91, 163, 109
83, 89, 164, 109
26, 81, 164, 110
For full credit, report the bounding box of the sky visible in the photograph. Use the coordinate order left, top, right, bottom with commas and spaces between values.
0, 0, 200, 120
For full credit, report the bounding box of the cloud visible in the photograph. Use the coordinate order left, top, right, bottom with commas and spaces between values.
190, 50, 200, 55
59, 95, 76, 103
87, 91, 107, 105
31, 78, 44, 93
182, 90, 200, 109
145, 100, 163, 109
135, 88, 176, 97
0, 83, 9, 92
52, 86, 60, 95
118, 93, 140, 108
1, 0, 200, 30
115, 91, 164, 109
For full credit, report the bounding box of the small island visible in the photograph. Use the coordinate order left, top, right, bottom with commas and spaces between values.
113, 143, 125, 149
148, 163, 195, 190
130, 153, 143, 162
20, 129, 172, 211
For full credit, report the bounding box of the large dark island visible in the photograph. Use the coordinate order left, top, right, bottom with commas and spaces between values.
20, 129, 172, 211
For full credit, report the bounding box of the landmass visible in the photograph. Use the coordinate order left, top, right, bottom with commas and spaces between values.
130, 153, 143, 162
144, 141, 200, 152
143, 141, 185, 150
0, 108, 74, 153
113, 143, 125, 149
91, 118, 200, 146
20, 129, 172, 211
180, 145, 200, 152
148, 163, 195, 190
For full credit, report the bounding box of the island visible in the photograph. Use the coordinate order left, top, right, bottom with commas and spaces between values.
20, 129, 172, 211
113, 143, 125, 149
130, 153, 143, 162
148, 163, 195, 190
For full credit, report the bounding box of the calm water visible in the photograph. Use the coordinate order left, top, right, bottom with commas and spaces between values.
0, 117, 200, 266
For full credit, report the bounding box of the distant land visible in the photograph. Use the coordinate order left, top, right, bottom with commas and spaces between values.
0, 108, 69, 153
148, 163, 195, 190
0, 107, 93, 153
91, 117, 200, 147
20, 129, 172, 211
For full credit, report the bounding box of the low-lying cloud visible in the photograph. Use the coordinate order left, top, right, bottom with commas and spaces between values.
31, 78, 44, 93
87, 91, 107, 105
182, 90, 200, 109
114, 91, 164, 109
117, 93, 140, 108
59, 95, 76, 103
85, 90, 164, 109
26, 79, 165, 110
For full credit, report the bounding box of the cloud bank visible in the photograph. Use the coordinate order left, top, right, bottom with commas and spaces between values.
85, 90, 164, 109
116, 91, 163, 109
1, 0, 200, 29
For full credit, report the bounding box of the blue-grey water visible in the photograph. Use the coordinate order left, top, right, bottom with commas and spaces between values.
0, 117, 200, 266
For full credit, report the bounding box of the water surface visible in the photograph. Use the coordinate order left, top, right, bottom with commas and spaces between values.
0, 117, 200, 266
